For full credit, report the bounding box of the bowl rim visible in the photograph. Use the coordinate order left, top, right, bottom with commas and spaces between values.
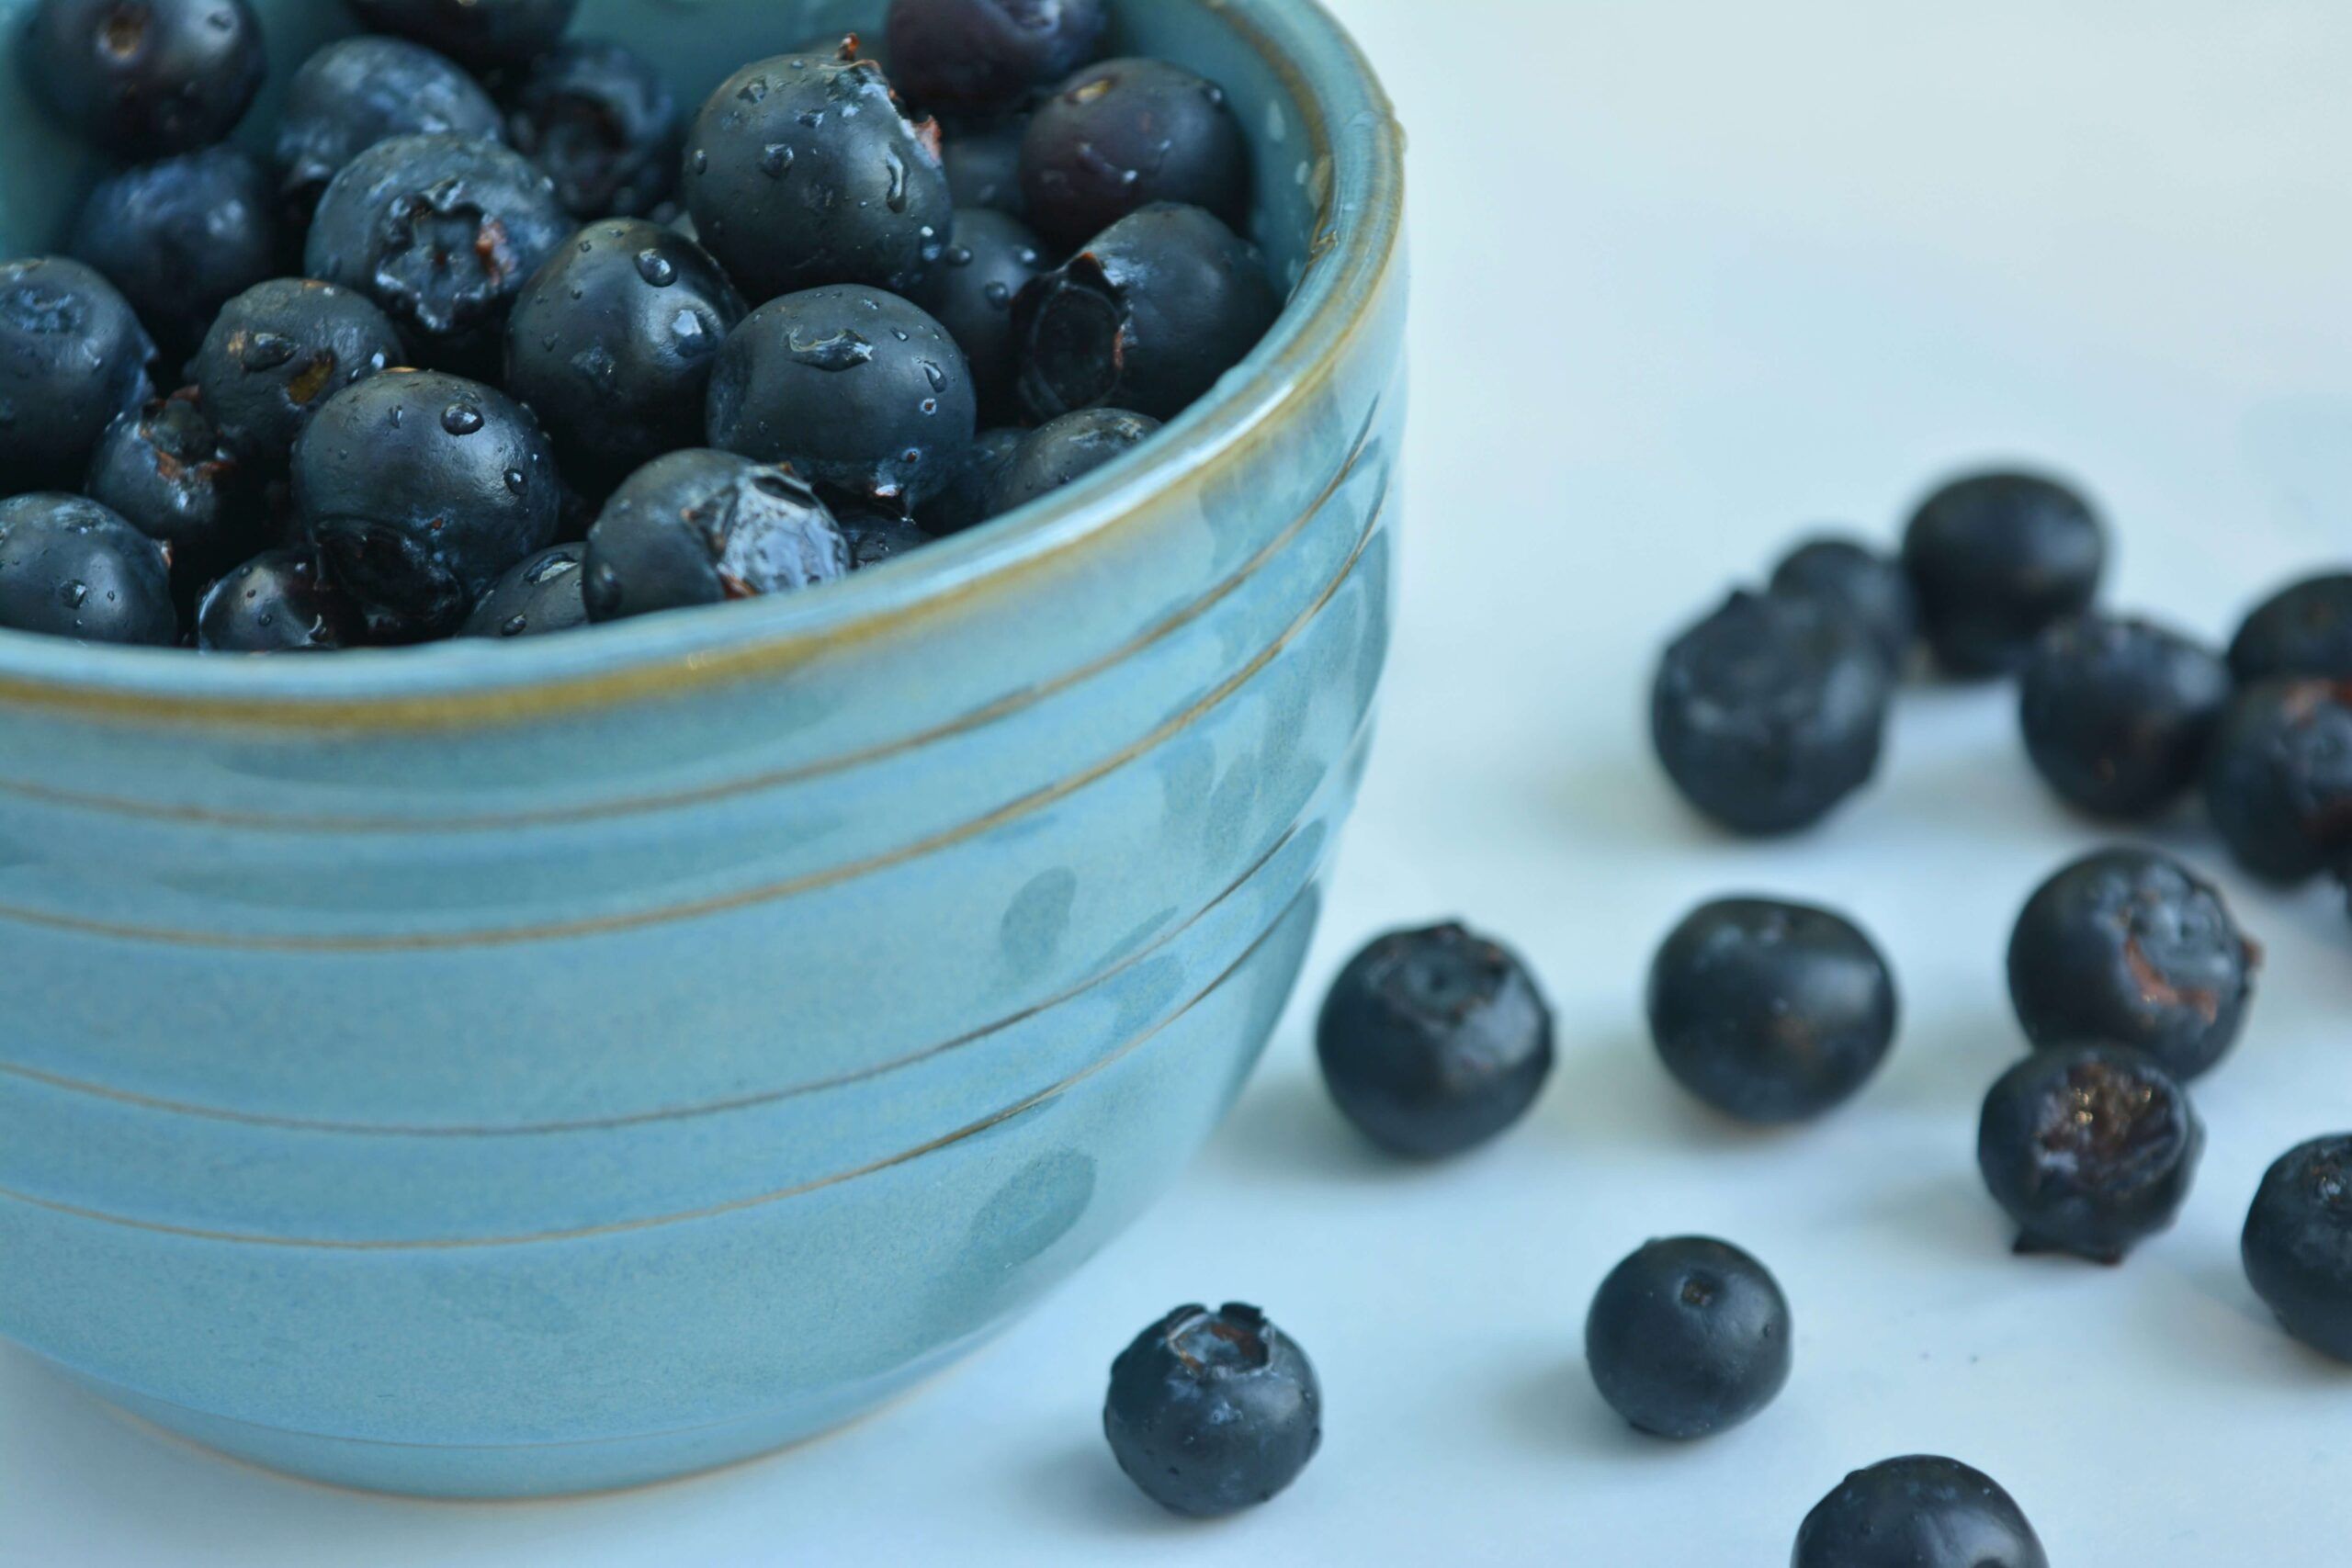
0, 0, 1404, 731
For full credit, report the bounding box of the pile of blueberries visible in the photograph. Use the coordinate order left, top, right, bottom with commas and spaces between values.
0, 0, 1279, 650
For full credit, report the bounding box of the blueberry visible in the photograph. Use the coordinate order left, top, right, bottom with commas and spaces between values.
85, 388, 260, 592
885, 0, 1107, 114
503, 39, 683, 220
2230, 571, 2352, 684
0, 492, 176, 645
2243, 1134, 2352, 1364
1901, 470, 2106, 678
1976, 1043, 2200, 1263
461, 542, 586, 637
1584, 1236, 1792, 1441
1102, 1303, 1320, 1518
683, 49, 952, 302
1650, 590, 1893, 836
503, 219, 747, 489
19, 0, 265, 159
275, 37, 505, 220
2201, 679, 2352, 884
582, 449, 848, 623
192, 278, 404, 469
1645, 897, 1897, 1124
835, 505, 934, 571
914, 209, 1046, 423
2007, 847, 2256, 1082
304, 133, 571, 371
196, 547, 361, 651
292, 368, 559, 634
345, 0, 578, 71
1315, 922, 1554, 1159
1767, 535, 1917, 671
1793, 1457, 2048, 1568
2018, 615, 2231, 819
706, 286, 978, 512
0, 257, 156, 493
1020, 58, 1249, 251
74, 153, 277, 379
918, 424, 1023, 534
989, 408, 1158, 513
939, 112, 1028, 216
1014, 203, 1277, 423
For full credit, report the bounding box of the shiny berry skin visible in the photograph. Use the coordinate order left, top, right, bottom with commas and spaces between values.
2202, 679, 2352, 884
582, 449, 848, 623
461, 542, 586, 637
0, 492, 175, 645
707, 286, 977, 511
503, 220, 746, 489
304, 134, 571, 371
1584, 1237, 1792, 1441
885, 0, 1107, 114
683, 50, 952, 302
0, 257, 155, 493
1102, 1303, 1320, 1518
2231, 571, 2352, 683
19, 0, 265, 159
1651, 590, 1893, 836
1768, 535, 1917, 671
939, 112, 1027, 216
85, 389, 259, 590
344, 0, 579, 71
1014, 203, 1277, 423
274, 37, 505, 220
192, 278, 404, 469
68, 146, 281, 369
918, 424, 1022, 536
196, 547, 361, 651
503, 39, 683, 220
2007, 847, 2257, 1082
1316, 922, 1554, 1158
2018, 615, 2230, 819
914, 209, 1046, 423
1976, 1043, 2201, 1264
1794, 1457, 2048, 1568
1646, 897, 1898, 1123
2243, 1134, 2352, 1364
989, 407, 1157, 513
1901, 470, 2106, 678
291, 369, 560, 634
1020, 58, 1249, 250
835, 505, 933, 570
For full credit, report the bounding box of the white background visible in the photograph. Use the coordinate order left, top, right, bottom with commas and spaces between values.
11, 1, 2352, 1561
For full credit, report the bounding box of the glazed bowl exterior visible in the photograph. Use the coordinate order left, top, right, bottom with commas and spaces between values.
0, 0, 1405, 1496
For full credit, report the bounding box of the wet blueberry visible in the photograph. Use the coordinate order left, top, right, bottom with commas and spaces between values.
835, 505, 934, 571
196, 547, 361, 651
1102, 1303, 1320, 1518
1976, 1043, 2200, 1264
682, 47, 952, 302
2243, 1134, 2352, 1364
1650, 590, 1893, 836
1316, 921, 1554, 1159
0, 492, 176, 645
1901, 470, 2106, 678
19, 0, 265, 158
85, 388, 260, 592
1793, 1457, 2048, 1568
503, 39, 683, 220
274, 37, 506, 220
503, 219, 747, 489
67, 146, 281, 367
989, 407, 1158, 513
2231, 572, 2352, 684
1768, 535, 1917, 671
582, 449, 848, 623
886, 0, 1107, 115
345, 0, 579, 71
1020, 57, 1248, 250
2202, 679, 2352, 884
292, 368, 559, 634
192, 278, 405, 469
914, 208, 1047, 423
460, 542, 587, 637
1584, 1236, 1792, 1440
1646, 897, 1898, 1124
2007, 847, 2256, 1082
939, 112, 1028, 216
919, 423, 1023, 534
706, 285, 978, 512
2018, 615, 2231, 819
0, 257, 156, 493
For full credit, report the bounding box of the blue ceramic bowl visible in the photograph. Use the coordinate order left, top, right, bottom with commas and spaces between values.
0, 0, 1403, 1497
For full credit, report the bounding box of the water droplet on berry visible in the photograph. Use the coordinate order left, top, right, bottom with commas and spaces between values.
759, 143, 794, 179
500, 613, 529, 637
241, 332, 297, 370
635, 249, 677, 286
57, 580, 86, 609
442, 404, 484, 435
503, 468, 526, 492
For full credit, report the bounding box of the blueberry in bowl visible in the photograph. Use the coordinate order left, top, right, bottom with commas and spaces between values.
0, 256, 156, 492
273, 35, 506, 220
84, 387, 262, 593
19, 0, 266, 159
913, 208, 1047, 423
503, 39, 684, 220
195, 545, 362, 651
192, 277, 404, 468
990, 407, 1159, 513
0, 491, 177, 644
344, 0, 578, 71
461, 541, 587, 637
1021, 55, 1250, 249
66, 147, 283, 367
581, 448, 847, 622
887, 0, 1108, 116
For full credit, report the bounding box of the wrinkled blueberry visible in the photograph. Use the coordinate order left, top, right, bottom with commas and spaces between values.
582, 449, 848, 623
192, 278, 405, 469
345, 0, 578, 71
461, 542, 587, 637
85, 388, 259, 591
0, 492, 175, 645
1976, 1043, 2200, 1263
915, 209, 1046, 422
0, 257, 156, 493
2018, 615, 2230, 819
1794, 1457, 2048, 1568
2202, 679, 2352, 884
196, 547, 361, 651
67, 146, 281, 367
886, 0, 1107, 114
20, 0, 265, 158
2243, 1134, 2352, 1364
2231, 571, 2352, 684
275, 37, 506, 220
1901, 470, 2106, 678
920, 424, 1023, 535
503, 39, 682, 220
1768, 535, 1917, 671
1021, 57, 1248, 250
1102, 1303, 1320, 1518
1585, 1236, 1792, 1440
989, 407, 1158, 513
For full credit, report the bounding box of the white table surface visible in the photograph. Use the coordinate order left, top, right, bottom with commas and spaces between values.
11, 2, 2352, 1561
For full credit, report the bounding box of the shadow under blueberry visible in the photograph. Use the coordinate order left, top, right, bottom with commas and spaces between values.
1022, 1434, 1207, 1540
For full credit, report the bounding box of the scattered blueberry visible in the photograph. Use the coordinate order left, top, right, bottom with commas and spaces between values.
915, 208, 1047, 423
2201, 679, 2352, 884
1768, 534, 1917, 671
582, 449, 848, 623
0, 257, 156, 493
67, 146, 282, 367
1102, 1303, 1320, 1518
85, 389, 258, 591
1901, 470, 2106, 678
1793, 1457, 2048, 1568
192, 278, 404, 469
2230, 571, 2352, 684
886, 0, 1107, 115
196, 547, 361, 651
0, 492, 176, 645
1584, 1236, 1792, 1440
274, 36, 507, 220
919, 424, 1023, 534
503, 39, 683, 220
2242, 1134, 2352, 1364
461, 542, 588, 637
990, 408, 1159, 513
1020, 57, 1249, 250
2018, 614, 2231, 819
1976, 1043, 2200, 1264
345, 0, 580, 71
1645, 897, 1897, 1124
19, 0, 265, 158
